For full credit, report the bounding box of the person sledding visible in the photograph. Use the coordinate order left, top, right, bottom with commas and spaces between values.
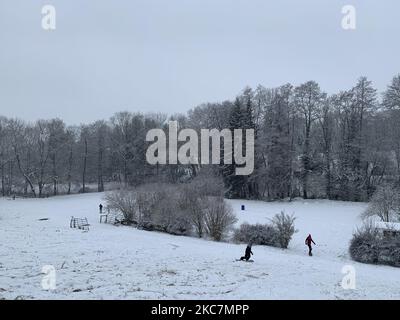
240, 243, 253, 261
305, 234, 316, 256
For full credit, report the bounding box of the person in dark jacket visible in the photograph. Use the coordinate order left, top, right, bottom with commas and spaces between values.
99, 204, 103, 214
305, 234, 316, 256
240, 244, 253, 261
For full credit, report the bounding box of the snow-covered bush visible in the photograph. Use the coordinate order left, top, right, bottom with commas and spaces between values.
203, 197, 237, 241
104, 189, 137, 224
270, 211, 297, 249
233, 212, 297, 249
163, 214, 192, 236
349, 222, 380, 264
151, 188, 192, 236
363, 183, 400, 222
104, 180, 234, 240
233, 223, 279, 247
133, 184, 192, 236
349, 222, 400, 267
135, 184, 164, 226
178, 176, 235, 239
377, 239, 400, 267
179, 184, 206, 238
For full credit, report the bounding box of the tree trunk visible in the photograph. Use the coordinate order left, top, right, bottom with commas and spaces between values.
123, 158, 128, 187
15, 151, 36, 197
288, 116, 295, 200
8, 160, 13, 196
82, 138, 88, 193
1, 163, 5, 197
52, 154, 57, 196
302, 124, 311, 199
97, 147, 104, 192
7, 160, 13, 196
325, 152, 332, 199
38, 182, 43, 198
67, 147, 73, 195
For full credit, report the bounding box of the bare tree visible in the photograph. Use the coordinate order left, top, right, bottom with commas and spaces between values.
318, 98, 335, 198
180, 184, 205, 238
104, 189, 137, 224
363, 183, 400, 222
8, 119, 36, 197
203, 197, 237, 241
294, 81, 325, 199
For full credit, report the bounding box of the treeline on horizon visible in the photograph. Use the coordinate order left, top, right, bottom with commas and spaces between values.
1, 74, 400, 201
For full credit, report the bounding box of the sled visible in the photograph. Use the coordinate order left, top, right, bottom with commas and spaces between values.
235, 259, 254, 263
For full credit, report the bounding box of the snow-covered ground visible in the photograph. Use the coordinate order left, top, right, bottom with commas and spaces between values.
0, 193, 399, 300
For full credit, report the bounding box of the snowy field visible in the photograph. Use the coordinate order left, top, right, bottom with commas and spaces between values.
0, 193, 399, 300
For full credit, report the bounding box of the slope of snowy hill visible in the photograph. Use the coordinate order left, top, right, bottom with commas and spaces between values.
0, 193, 399, 300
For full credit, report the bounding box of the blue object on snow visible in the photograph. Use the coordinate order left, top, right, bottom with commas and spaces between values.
241, 205, 245, 211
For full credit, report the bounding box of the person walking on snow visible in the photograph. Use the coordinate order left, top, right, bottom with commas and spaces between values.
240, 244, 253, 261
305, 234, 316, 256
99, 203, 103, 214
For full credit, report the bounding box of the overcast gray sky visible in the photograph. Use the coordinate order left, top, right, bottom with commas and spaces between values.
0, 0, 399, 124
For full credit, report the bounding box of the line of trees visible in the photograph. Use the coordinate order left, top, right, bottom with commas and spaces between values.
1, 75, 400, 201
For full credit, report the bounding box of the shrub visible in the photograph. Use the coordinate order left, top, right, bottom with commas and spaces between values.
136, 184, 192, 236
203, 197, 237, 241
233, 223, 279, 246
270, 211, 297, 249
363, 183, 400, 222
163, 214, 192, 236
104, 189, 137, 224
349, 222, 400, 267
349, 222, 380, 264
104, 181, 233, 241
179, 184, 205, 237
379, 239, 400, 267
134, 184, 165, 226
233, 212, 297, 249
151, 188, 192, 236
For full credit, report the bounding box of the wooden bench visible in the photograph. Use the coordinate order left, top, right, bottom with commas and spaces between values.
70, 216, 90, 231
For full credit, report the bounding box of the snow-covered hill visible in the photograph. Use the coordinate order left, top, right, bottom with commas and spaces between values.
0, 193, 399, 300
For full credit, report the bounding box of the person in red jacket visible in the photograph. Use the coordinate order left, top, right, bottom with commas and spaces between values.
305, 234, 316, 256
